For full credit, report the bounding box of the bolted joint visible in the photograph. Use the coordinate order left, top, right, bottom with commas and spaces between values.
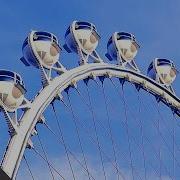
105, 72, 112, 78
38, 115, 46, 124
55, 93, 63, 101
26, 139, 34, 149
89, 72, 96, 80
31, 128, 38, 136
125, 74, 131, 81
64, 80, 77, 94
8, 129, 16, 138
155, 94, 162, 103
141, 80, 147, 88
70, 80, 77, 88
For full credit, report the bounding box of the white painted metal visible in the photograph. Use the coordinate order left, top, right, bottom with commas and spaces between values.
1, 63, 180, 179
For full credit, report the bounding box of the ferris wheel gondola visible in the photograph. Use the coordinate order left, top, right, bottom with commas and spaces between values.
0, 21, 179, 180
21, 31, 61, 69
20, 31, 66, 86
64, 21, 103, 65
0, 70, 26, 110
147, 58, 178, 93
106, 32, 140, 71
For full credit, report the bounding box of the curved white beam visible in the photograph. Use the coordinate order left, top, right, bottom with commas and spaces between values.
1, 63, 180, 179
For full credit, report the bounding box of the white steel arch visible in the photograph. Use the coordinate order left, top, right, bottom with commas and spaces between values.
1, 63, 180, 179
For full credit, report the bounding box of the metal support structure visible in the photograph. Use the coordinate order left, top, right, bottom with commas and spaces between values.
0, 20, 179, 180
0, 63, 179, 179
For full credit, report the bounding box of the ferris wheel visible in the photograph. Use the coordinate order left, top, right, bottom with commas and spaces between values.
0, 20, 179, 180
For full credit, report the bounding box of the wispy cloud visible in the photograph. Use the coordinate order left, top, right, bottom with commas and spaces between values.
17, 154, 172, 180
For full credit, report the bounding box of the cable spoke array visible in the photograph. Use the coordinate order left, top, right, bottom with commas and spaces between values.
14, 77, 180, 180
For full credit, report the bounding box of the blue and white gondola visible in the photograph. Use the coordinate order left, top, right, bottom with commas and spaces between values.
64, 21, 102, 64
21, 31, 61, 69
0, 70, 26, 110
147, 58, 178, 88
106, 32, 140, 71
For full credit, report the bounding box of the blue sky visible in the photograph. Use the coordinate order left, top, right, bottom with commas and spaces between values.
0, 0, 180, 95
0, 0, 180, 179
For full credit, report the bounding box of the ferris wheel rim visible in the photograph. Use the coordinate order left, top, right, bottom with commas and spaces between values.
1, 62, 180, 179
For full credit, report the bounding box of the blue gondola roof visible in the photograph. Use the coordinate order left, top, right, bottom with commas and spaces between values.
22, 31, 60, 50
147, 59, 176, 74
65, 21, 100, 39
107, 32, 137, 48
117, 32, 136, 40
0, 70, 26, 92
75, 21, 97, 31
156, 59, 172, 66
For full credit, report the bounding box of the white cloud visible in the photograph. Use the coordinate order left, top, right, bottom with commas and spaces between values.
17, 154, 172, 180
